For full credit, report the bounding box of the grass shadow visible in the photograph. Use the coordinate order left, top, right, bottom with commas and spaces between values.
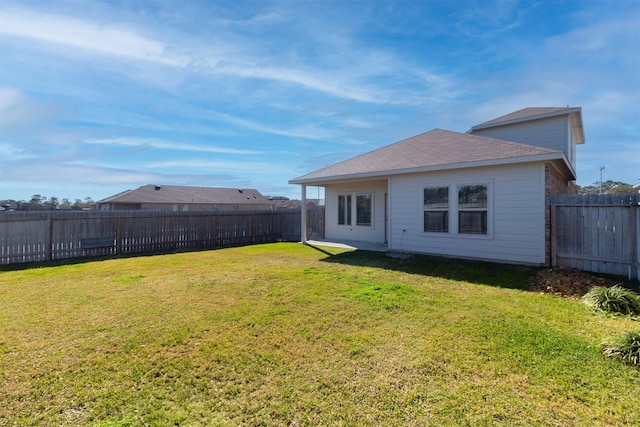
320, 249, 540, 291
303, 243, 338, 257
0, 241, 270, 272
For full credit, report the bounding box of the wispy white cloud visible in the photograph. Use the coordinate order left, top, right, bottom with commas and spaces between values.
2, 160, 161, 185
210, 112, 340, 141
453, 0, 526, 38
0, 86, 62, 132
85, 137, 262, 155
545, 14, 640, 62
215, 63, 385, 104
0, 142, 33, 160
0, 6, 452, 106
0, 7, 185, 66
146, 159, 290, 175
0, 87, 21, 112
1, 0, 637, 201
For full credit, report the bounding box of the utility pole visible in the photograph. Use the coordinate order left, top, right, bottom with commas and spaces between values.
599, 166, 605, 194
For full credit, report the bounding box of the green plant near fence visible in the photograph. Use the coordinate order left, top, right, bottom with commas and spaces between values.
600, 330, 640, 366
582, 285, 640, 316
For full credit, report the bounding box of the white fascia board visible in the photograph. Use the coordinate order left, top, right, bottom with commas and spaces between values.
470, 108, 582, 132
289, 152, 573, 186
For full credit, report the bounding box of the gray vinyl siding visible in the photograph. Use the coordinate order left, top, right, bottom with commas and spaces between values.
471, 116, 572, 168
324, 180, 388, 243
388, 163, 547, 264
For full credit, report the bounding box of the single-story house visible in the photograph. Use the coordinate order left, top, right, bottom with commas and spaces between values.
289, 107, 584, 265
97, 185, 276, 212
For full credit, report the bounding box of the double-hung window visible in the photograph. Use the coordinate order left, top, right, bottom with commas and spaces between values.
338, 194, 352, 225
458, 185, 488, 234
423, 186, 449, 232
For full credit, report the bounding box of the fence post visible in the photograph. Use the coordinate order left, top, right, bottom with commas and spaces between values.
171, 214, 176, 250
632, 203, 638, 280
251, 214, 256, 242
301, 185, 307, 243
116, 216, 122, 255
214, 214, 220, 246
550, 203, 557, 267
46, 218, 52, 261
270, 211, 275, 241
280, 211, 285, 241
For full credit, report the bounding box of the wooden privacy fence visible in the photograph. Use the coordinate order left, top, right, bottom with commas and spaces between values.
0, 209, 315, 265
550, 194, 639, 280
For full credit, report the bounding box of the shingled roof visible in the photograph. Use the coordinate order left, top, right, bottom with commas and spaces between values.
290, 128, 569, 185
98, 185, 270, 205
470, 107, 582, 131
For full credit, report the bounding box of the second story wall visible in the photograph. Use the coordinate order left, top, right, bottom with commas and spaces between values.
471, 115, 571, 164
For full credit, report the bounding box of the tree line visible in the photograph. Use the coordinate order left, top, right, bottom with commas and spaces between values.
1, 194, 96, 211
577, 180, 635, 195
0, 180, 636, 211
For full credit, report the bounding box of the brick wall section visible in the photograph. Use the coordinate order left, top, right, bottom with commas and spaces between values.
544, 163, 578, 264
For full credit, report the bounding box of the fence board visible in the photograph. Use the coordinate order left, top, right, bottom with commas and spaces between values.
551, 194, 639, 279
0, 209, 318, 266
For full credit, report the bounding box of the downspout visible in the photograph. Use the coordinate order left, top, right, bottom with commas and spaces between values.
301, 184, 307, 243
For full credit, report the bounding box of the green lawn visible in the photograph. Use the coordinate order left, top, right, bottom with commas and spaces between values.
1, 243, 638, 426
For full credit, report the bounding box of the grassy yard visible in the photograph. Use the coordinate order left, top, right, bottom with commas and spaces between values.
1, 243, 638, 426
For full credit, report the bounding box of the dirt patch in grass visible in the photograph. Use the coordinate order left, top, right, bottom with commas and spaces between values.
528, 268, 625, 298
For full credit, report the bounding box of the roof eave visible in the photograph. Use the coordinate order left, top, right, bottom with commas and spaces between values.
469, 107, 583, 132
289, 152, 573, 186
96, 189, 135, 204
570, 112, 586, 145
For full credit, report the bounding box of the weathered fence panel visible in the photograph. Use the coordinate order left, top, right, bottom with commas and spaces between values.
551, 194, 639, 279
306, 204, 325, 240
0, 209, 313, 265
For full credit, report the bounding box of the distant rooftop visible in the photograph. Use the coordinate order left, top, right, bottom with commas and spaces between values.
98, 185, 271, 205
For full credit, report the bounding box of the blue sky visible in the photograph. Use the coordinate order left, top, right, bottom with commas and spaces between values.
1, 0, 638, 202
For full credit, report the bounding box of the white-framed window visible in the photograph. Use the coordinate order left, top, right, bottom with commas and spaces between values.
423, 186, 449, 233
356, 193, 372, 226
338, 192, 373, 227
421, 182, 491, 237
457, 184, 488, 235
338, 194, 352, 225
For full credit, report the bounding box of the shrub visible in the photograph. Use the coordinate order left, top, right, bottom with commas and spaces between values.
600, 331, 640, 366
581, 285, 640, 315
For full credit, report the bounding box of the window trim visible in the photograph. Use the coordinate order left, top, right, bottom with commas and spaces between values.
421, 181, 493, 239
337, 193, 352, 226
423, 185, 450, 233
457, 184, 488, 235
355, 192, 373, 227
337, 191, 374, 228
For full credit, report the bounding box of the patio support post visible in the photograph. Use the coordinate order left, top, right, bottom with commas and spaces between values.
301, 184, 307, 243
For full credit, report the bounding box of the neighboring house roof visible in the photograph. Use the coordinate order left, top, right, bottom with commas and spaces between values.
290, 128, 571, 185
97, 185, 271, 205
469, 107, 585, 144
